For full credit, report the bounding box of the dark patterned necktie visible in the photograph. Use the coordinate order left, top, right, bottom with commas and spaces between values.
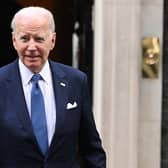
31, 74, 48, 155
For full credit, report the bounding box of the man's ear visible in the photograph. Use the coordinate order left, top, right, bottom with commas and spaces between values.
12, 32, 17, 50
50, 32, 56, 50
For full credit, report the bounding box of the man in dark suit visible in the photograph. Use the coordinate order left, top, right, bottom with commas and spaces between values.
0, 6, 106, 168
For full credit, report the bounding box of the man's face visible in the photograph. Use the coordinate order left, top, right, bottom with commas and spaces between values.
12, 15, 56, 73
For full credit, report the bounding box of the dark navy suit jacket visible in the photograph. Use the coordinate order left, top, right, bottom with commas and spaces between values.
0, 59, 106, 168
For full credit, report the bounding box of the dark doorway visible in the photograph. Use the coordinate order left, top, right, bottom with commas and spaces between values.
162, 1, 168, 167
0, 0, 21, 66
0, 0, 94, 97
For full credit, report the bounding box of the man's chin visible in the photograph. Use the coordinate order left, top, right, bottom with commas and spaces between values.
26, 63, 41, 73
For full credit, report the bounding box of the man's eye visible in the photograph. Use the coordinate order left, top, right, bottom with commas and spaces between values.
35, 37, 44, 42
20, 36, 29, 42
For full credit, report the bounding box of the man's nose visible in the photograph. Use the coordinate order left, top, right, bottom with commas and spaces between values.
27, 41, 37, 50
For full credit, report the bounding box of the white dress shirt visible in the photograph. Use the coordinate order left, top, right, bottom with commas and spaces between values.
19, 59, 56, 146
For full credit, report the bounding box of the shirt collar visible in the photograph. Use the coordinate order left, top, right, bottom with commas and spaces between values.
19, 59, 51, 86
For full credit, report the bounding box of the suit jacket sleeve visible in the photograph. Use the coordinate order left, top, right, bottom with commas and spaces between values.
78, 73, 106, 168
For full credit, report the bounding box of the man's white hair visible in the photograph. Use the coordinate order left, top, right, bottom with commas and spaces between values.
11, 6, 56, 33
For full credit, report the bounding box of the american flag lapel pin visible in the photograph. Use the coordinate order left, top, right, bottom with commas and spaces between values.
60, 82, 66, 87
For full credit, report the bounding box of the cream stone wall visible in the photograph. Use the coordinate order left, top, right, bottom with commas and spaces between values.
93, 0, 163, 168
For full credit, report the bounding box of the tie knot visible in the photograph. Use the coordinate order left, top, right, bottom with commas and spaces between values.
31, 74, 41, 83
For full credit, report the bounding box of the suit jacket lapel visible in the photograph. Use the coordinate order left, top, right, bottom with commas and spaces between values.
5, 60, 35, 137
48, 61, 69, 155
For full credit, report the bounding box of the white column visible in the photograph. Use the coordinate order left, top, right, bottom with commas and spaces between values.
93, 0, 141, 168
